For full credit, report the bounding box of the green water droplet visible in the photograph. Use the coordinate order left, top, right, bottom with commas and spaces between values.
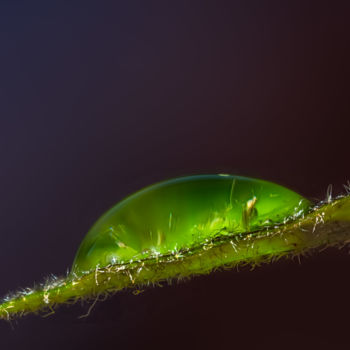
72, 175, 310, 275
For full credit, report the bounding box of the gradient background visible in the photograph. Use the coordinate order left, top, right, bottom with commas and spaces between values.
0, 1, 350, 349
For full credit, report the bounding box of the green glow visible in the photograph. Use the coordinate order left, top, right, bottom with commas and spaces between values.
72, 175, 310, 275
2, 174, 350, 320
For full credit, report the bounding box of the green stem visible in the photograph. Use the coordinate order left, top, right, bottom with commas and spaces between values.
1, 195, 350, 320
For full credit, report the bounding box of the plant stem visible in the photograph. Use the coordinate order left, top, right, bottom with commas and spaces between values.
1, 195, 350, 320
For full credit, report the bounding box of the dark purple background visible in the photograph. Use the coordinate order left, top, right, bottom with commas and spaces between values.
1, 1, 350, 349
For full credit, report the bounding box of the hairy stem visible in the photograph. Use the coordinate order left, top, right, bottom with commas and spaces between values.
1, 195, 350, 320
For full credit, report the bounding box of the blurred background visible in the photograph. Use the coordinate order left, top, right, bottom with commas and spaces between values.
0, 1, 349, 349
